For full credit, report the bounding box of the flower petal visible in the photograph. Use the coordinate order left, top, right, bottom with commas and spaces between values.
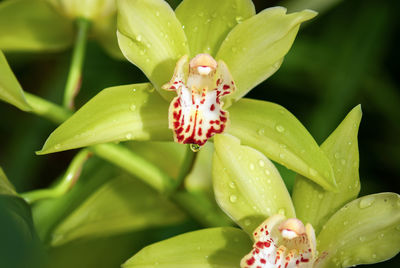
0, 0, 73, 52
213, 134, 295, 235
216, 7, 317, 107
293, 105, 362, 233
227, 98, 337, 192
50, 173, 185, 246
37, 83, 171, 154
117, 0, 189, 100
175, 0, 255, 57
0, 50, 31, 111
164, 55, 234, 146
122, 227, 252, 268
316, 193, 400, 267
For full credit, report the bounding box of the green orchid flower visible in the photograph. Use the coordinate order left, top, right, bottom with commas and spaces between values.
0, 0, 121, 59
36, 0, 339, 192
121, 105, 400, 268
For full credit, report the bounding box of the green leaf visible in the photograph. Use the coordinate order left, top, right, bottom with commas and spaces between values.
123, 227, 252, 268
0, 0, 73, 52
317, 193, 400, 267
0, 167, 17, 196
293, 105, 362, 233
216, 7, 317, 106
50, 174, 185, 246
213, 134, 295, 234
37, 83, 171, 154
0, 195, 45, 268
227, 98, 337, 191
175, 0, 255, 57
0, 50, 31, 111
117, 0, 189, 100
93, 13, 125, 60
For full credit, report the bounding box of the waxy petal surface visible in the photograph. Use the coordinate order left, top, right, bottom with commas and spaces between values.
213, 134, 295, 234
38, 83, 171, 154
216, 7, 317, 107
293, 105, 362, 233
175, 0, 255, 57
123, 227, 252, 268
316, 193, 400, 267
117, 0, 189, 100
227, 98, 337, 192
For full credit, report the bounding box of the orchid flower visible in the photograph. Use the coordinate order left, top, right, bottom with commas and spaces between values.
0, 0, 121, 59
37, 0, 338, 192
121, 105, 400, 268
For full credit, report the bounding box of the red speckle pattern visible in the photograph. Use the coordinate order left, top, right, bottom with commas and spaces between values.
240, 216, 315, 268
163, 55, 235, 147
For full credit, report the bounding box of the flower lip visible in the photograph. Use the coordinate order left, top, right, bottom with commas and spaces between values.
189, 53, 217, 76
278, 218, 306, 239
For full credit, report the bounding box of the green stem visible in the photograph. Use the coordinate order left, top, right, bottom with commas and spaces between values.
174, 145, 197, 191
90, 143, 176, 193
25, 92, 72, 123
21, 149, 91, 203
63, 18, 91, 110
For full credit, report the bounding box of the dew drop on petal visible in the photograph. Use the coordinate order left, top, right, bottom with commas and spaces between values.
126, 133, 132, 139
130, 104, 136, 111
54, 144, 61, 150
190, 144, 201, 152
229, 181, 236, 189
258, 160, 265, 167
275, 124, 285, 133
249, 163, 255, 171
309, 168, 318, 177
229, 195, 237, 203
359, 196, 375, 209
257, 128, 265, 135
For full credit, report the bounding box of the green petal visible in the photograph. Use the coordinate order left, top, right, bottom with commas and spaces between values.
123, 227, 252, 268
213, 134, 295, 234
0, 167, 17, 196
185, 142, 214, 192
0, 0, 73, 52
175, 0, 255, 57
37, 83, 171, 154
227, 98, 337, 191
93, 13, 125, 60
293, 105, 362, 233
216, 7, 317, 106
0, 50, 31, 111
117, 0, 189, 99
50, 174, 185, 246
317, 193, 400, 267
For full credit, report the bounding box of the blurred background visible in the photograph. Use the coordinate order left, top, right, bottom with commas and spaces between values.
0, 0, 399, 267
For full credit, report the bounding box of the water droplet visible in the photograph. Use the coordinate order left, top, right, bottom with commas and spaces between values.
146, 58, 150, 62
341, 259, 351, 267
266, 179, 271, 184
155, 11, 160, 16
54, 144, 61, 150
244, 219, 251, 226
204, 18, 211, 24
343, 221, 348, 226
235, 16, 244, 23
359, 196, 375, 209
126, 133, 132, 139
278, 208, 285, 215
318, 193, 324, 199
132, 88, 137, 92
190, 144, 201, 152
136, 35, 142, 42
275, 124, 285, 133
309, 168, 318, 177
359, 236, 365, 242
334, 152, 340, 159
130, 104, 136, 111
229, 195, 237, 203
372, 254, 377, 259
378, 233, 384, 239
249, 163, 255, 170
279, 153, 285, 159
139, 49, 146, 55
279, 144, 287, 149
257, 128, 265, 135
348, 141, 352, 146
279, 109, 285, 115
229, 181, 236, 189
258, 160, 265, 167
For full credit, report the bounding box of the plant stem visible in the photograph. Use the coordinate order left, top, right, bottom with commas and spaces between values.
25, 92, 72, 123
63, 18, 91, 110
174, 145, 197, 191
21, 149, 91, 203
